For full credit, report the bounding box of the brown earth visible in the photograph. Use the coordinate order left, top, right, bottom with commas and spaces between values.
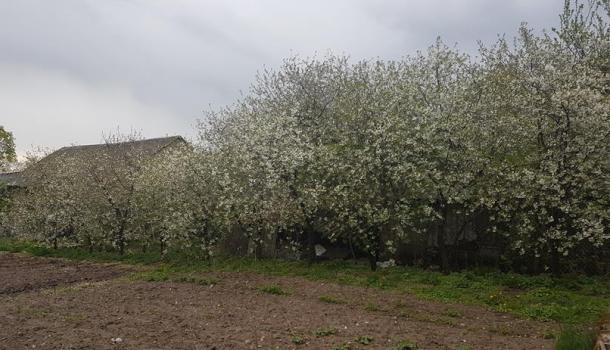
0, 253, 557, 350
0, 252, 127, 294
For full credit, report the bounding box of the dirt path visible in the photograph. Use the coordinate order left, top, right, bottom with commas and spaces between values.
0, 253, 556, 349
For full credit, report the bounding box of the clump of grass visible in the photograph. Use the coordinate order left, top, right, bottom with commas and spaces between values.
555, 328, 596, 350
393, 339, 418, 350
543, 331, 556, 339
417, 273, 442, 286
134, 268, 170, 282
319, 295, 346, 304
489, 325, 514, 336
334, 341, 352, 350
174, 275, 218, 286
364, 303, 380, 312
443, 309, 462, 318
355, 335, 373, 345
131, 268, 218, 286
314, 327, 337, 337
291, 335, 306, 345
259, 284, 289, 295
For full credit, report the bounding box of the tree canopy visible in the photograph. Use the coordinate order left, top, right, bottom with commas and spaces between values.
0, 126, 16, 170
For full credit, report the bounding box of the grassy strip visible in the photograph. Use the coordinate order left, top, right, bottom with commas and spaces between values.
555, 328, 597, 350
0, 239, 163, 265
1, 239, 608, 334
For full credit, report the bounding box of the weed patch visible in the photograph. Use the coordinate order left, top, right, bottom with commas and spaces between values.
131, 267, 218, 286
364, 303, 381, 312
333, 341, 352, 350
314, 327, 337, 337
443, 309, 462, 318
355, 335, 373, 345
259, 284, 289, 296
393, 339, 418, 350
555, 328, 596, 350
291, 335, 306, 345
319, 295, 346, 304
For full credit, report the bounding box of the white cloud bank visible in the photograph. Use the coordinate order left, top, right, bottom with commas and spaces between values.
0, 63, 189, 154
0, 0, 563, 154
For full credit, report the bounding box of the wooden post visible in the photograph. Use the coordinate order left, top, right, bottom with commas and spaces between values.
595, 323, 610, 350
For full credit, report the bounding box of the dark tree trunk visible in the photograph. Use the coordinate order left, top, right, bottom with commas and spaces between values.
306, 225, 316, 265
438, 200, 450, 274
550, 241, 561, 277
369, 226, 385, 271
438, 232, 449, 274
118, 239, 125, 255
368, 252, 378, 271
160, 237, 165, 255
116, 227, 125, 255
348, 234, 357, 260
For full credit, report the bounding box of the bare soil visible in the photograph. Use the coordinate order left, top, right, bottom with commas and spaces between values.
0, 252, 127, 294
0, 253, 556, 349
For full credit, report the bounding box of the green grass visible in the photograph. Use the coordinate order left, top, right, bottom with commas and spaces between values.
364, 302, 381, 312
291, 335, 306, 345
2, 238, 609, 332
442, 308, 462, 318
130, 266, 219, 286
555, 328, 596, 350
355, 335, 374, 345
393, 339, 418, 350
314, 327, 338, 337
318, 295, 346, 304
259, 284, 290, 295
333, 341, 352, 350
205, 257, 610, 326
0, 239, 162, 265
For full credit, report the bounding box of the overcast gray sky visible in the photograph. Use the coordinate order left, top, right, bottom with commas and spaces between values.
1, 0, 563, 155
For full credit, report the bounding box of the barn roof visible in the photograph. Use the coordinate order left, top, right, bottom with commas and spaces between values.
47, 136, 186, 160
17, 136, 187, 186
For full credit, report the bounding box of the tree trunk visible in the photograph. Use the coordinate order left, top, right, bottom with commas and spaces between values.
438, 231, 449, 274
118, 239, 125, 255
438, 203, 450, 274
348, 234, 357, 260
116, 228, 125, 255
432, 196, 452, 273
306, 225, 316, 265
550, 241, 561, 276
368, 252, 378, 271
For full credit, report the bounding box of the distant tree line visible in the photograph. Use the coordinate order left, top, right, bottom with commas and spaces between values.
1, 1, 609, 274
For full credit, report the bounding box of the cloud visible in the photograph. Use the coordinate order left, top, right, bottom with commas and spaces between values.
0, 0, 565, 154
0, 63, 189, 154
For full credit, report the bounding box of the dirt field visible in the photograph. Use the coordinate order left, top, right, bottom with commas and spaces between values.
0, 253, 556, 349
